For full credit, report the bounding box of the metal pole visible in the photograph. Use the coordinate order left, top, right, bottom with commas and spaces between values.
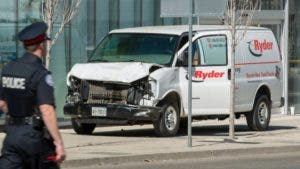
15, 0, 19, 59
283, 0, 289, 115
187, 0, 193, 148
229, 0, 236, 139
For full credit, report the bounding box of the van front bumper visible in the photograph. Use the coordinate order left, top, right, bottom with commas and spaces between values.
63, 103, 162, 122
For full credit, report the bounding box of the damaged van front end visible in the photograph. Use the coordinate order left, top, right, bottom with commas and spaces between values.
64, 62, 164, 125
64, 31, 182, 136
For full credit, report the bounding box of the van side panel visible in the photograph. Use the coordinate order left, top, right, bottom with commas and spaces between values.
234, 30, 282, 112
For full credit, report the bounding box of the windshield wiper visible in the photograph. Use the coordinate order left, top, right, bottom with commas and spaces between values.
125, 60, 139, 62
88, 59, 109, 62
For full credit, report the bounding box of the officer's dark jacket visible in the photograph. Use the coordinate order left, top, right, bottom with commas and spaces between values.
0, 53, 55, 117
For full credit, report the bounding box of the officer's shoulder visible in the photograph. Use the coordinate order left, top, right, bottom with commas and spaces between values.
1, 61, 17, 73
30, 66, 52, 87
36, 65, 50, 76
36, 66, 54, 86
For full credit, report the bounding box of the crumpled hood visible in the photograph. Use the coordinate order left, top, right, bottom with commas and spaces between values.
67, 62, 161, 85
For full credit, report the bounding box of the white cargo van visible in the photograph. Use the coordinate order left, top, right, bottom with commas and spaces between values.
64, 25, 284, 136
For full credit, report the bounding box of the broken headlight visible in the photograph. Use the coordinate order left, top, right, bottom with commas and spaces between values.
66, 92, 81, 103
69, 76, 81, 89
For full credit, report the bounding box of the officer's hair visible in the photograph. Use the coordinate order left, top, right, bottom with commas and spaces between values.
24, 44, 39, 52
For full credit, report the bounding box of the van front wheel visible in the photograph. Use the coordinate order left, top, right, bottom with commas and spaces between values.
71, 118, 96, 135
153, 100, 180, 137
246, 95, 271, 131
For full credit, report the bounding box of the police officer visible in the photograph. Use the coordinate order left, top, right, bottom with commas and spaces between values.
0, 22, 65, 168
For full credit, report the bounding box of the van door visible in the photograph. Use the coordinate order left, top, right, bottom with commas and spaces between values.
177, 31, 231, 115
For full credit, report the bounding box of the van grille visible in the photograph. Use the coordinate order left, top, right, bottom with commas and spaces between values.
86, 81, 128, 104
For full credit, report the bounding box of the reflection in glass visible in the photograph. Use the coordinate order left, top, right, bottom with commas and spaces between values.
0, 0, 17, 69
90, 33, 179, 66
18, 0, 41, 23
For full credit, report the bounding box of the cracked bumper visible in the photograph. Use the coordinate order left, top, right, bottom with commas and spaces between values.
63, 103, 162, 122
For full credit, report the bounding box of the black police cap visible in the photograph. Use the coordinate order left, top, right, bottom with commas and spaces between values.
18, 22, 51, 46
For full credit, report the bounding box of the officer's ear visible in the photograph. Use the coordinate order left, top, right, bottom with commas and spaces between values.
25, 44, 39, 52
40, 41, 47, 56
41, 41, 47, 48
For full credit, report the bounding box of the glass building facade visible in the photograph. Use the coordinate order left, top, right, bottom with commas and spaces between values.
0, 0, 298, 118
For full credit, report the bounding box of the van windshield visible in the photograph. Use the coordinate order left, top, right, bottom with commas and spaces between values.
89, 33, 179, 65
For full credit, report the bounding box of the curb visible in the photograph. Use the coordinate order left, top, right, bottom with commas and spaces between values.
61, 145, 300, 168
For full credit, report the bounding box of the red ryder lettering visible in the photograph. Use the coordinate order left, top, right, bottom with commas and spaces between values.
194, 70, 225, 80
254, 40, 273, 52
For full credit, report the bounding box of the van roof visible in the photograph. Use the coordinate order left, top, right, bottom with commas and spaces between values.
110, 25, 269, 35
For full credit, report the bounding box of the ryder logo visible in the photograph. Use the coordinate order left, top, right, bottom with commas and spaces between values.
247, 40, 273, 57
186, 70, 225, 82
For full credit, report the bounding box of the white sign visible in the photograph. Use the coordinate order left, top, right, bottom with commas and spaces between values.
160, 0, 189, 17
194, 0, 227, 17
161, 0, 227, 17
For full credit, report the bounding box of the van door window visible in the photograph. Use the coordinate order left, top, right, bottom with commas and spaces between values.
198, 35, 227, 66
178, 42, 201, 67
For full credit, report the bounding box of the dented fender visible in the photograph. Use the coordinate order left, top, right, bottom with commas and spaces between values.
149, 67, 181, 104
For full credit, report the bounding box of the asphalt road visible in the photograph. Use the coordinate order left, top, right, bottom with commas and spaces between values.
69, 151, 300, 169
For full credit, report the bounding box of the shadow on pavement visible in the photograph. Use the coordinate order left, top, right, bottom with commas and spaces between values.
193, 138, 262, 147
268, 125, 297, 131
92, 128, 157, 137
185, 125, 297, 136
88, 125, 296, 138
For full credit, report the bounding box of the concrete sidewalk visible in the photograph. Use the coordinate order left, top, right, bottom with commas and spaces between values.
1, 114, 300, 168
60, 114, 300, 168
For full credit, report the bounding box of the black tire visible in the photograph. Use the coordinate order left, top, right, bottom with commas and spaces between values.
153, 100, 180, 137
180, 118, 188, 129
71, 118, 96, 135
246, 95, 271, 131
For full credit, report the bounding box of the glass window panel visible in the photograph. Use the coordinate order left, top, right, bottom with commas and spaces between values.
49, 30, 67, 118
120, 0, 134, 28
237, 0, 283, 10
260, 0, 283, 10
289, 0, 300, 109
198, 35, 227, 66
18, 0, 41, 23
182, 42, 201, 67
96, 0, 109, 43
109, 0, 120, 30
142, 0, 154, 26
0, 0, 17, 69
71, 0, 88, 64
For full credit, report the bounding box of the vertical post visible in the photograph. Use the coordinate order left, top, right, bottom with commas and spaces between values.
65, 0, 72, 71
282, 0, 289, 115
187, 0, 193, 148
87, 0, 96, 58
64, 22, 72, 72
284, 0, 290, 113
15, 0, 19, 59
229, 0, 236, 139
